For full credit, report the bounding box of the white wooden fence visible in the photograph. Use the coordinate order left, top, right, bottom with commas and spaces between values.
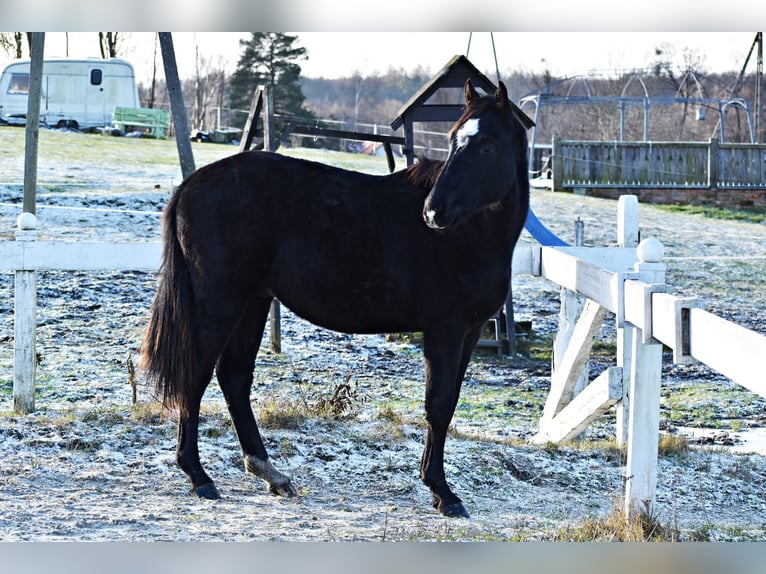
2, 196, 766, 519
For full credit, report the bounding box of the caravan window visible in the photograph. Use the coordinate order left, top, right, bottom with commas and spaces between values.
90, 69, 103, 86
7, 73, 29, 95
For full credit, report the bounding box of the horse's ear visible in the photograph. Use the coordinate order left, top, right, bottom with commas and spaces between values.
465, 80, 480, 104
495, 81, 510, 110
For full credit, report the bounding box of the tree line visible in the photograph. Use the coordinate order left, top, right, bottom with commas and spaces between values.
2, 32, 763, 145
134, 34, 766, 146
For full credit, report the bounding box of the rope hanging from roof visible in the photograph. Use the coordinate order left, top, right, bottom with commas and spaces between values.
466, 32, 502, 84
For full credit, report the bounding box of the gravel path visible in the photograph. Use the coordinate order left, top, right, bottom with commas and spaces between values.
1, 135, 765, 541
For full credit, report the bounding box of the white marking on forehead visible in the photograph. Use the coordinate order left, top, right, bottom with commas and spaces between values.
456, 118, 480, 147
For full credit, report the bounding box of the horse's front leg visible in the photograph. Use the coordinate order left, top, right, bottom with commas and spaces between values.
420, 326, 481, 518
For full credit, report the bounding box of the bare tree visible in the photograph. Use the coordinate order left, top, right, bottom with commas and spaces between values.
148, 34, 159, 109
98, 32, 120, 58
187, 41, 229, 131
0, 33, 27, 58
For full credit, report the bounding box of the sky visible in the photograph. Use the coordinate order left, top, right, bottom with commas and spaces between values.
2, 32, 761, 86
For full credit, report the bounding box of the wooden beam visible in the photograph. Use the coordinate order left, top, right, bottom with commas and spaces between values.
406, 105, 464, 123
0, 241, 161, 271
158, 33, 195, 180
688, 308, 766, 398
285, 125, 405, 146
541, 298, 608, 421
540, 247, 636, 317
534, 367, 623, 443
23, 33, 45, 215
239, 87, 264, 152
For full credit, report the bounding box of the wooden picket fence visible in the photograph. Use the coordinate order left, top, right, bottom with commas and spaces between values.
552, 137, 766, 192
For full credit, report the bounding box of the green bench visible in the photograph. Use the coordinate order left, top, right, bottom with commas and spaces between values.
113, 107, 170, 139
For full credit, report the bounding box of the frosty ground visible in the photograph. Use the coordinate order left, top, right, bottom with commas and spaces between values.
0, 129, 765, 541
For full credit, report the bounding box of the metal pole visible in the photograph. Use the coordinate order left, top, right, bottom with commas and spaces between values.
756, 32, 763, 142
158, 32, 196, 180
574, 218, 584, 247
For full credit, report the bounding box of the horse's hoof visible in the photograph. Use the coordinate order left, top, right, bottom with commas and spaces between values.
193, 482, 221, 500
269, 480, 298, 497
440, 502, 470, 518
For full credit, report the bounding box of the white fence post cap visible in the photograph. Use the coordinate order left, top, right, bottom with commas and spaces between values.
637, 238, 664, 263
16, 212, 37, 231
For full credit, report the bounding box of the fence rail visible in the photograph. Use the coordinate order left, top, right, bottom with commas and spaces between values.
552, 137, 766, 191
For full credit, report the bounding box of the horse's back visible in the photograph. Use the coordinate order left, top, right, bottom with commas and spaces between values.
171, 151, 435, 330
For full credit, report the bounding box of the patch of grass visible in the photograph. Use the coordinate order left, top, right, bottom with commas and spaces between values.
658, 433, 690, 458
534, 438, 626, 464
526, 333, 554, 362
591, 339, 618, 356
662, 384, 740, 428
377, 404, 408, 438
255, 396, 308, 429
255, 377, 367, 429
551, 501, 679, 541
385, 332, 423, 346
655, 203, 766, 224
80, 406, 127, 427
130, 401, 169, 425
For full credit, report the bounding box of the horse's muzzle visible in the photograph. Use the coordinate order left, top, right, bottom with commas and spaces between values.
423, 207, 448, 230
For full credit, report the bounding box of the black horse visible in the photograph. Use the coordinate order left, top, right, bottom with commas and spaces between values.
141, 80, 530, 518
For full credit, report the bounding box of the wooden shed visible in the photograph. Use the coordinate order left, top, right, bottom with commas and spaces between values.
390, 54, 533, 165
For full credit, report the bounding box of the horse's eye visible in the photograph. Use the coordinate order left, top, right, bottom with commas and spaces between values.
480, 141, 495, 156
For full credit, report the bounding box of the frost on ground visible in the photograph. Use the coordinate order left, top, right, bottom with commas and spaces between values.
1, 134, 765, 541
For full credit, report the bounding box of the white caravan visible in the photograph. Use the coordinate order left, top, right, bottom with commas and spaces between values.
0, 58, 140, 129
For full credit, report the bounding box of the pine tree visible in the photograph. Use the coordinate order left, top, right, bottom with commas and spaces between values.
229, 33, 313, 129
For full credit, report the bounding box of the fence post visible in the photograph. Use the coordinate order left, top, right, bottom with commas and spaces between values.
158, 32, 196, 180
616, 195, 639, 446
261, 87, 281, 353
551, 136, 561, 190
13, 213, 38, 414
707, 137, 719, 190
624, 237, 665, 519
263, 86, 276, 152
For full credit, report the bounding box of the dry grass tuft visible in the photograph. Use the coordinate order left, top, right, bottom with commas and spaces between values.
551, 500, 680, 542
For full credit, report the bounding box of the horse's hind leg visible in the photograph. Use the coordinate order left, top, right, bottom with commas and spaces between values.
176, 302, 253, 499
177, 361, 220, 499
215, 297, 297, 497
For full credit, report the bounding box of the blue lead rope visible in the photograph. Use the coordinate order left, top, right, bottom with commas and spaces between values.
524, 207, 569, 247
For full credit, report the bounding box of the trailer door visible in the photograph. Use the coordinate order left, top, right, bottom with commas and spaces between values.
85, 65, 106, 126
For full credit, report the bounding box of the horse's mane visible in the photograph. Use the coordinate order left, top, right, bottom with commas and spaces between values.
406, 156, 445, 190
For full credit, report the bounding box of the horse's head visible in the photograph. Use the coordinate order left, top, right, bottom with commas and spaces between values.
423, 80, 526, 231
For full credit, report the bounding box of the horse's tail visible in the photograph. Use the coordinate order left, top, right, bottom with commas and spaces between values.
140, 190, 197, 414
